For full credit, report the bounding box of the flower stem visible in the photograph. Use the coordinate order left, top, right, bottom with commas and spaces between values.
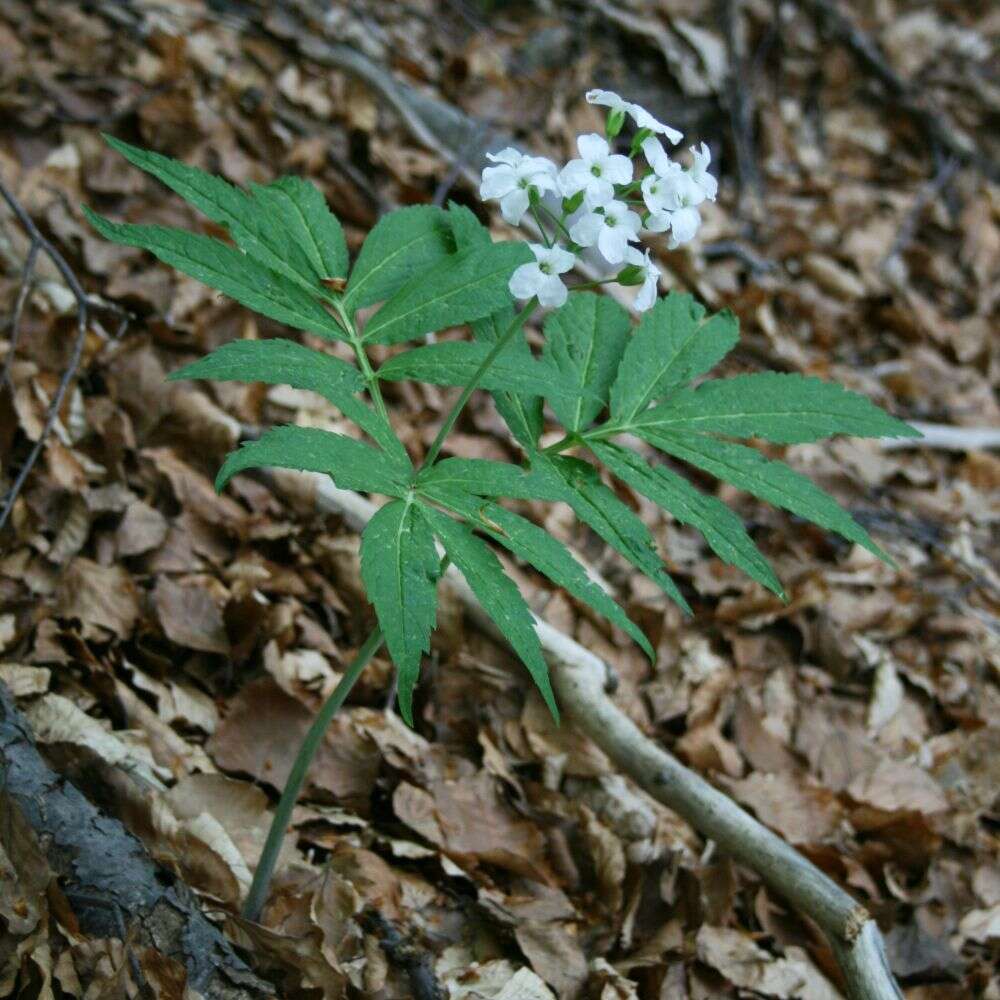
421, 297, 538, 469
536, 203, 574, 244
335, 299, 392, 427
529, 204, 552, 248
242, 625, 385, 922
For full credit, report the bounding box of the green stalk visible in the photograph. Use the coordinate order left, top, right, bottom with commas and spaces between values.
242, 626, 384, 922
246, 284, 537, 921
335, 298, 392, 427
421, 297, 538, 468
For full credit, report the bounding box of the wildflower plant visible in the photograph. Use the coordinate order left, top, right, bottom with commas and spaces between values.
86, 90, 920, 917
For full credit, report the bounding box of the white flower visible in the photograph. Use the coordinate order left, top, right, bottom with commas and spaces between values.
586, 89, 683, 145
509, 243, 576, 308
623, 246, 661, 312
689, 142, 717, 201
569, 199, 642, 264
480, 148, 558, 225
558, 134, 632, 209
641, 137, 705, 248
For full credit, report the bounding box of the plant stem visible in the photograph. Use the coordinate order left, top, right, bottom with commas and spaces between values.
537, 203, 574, 244
335, 299, 392, 427
420, 297, 538, 469
246, 292, 535, 919
242, 626, 384, 922
529, 204, 552, 248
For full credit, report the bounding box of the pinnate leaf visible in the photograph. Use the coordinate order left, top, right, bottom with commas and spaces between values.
417, 458, 565, 501
377, 341, 578, 397
609, 293, 738, 423
532, 454, 691, 614
360, 500, 440, 724
633, 372, 921, 443
249, 176, 349, 281
473, 305, 543, 451
344, 205, 452, 313
167, 339, 408, 466
543, 292, 630, 432
102, 135, 347, 288
430, 490, 652, 660
215, 426, 409, 497
590, 442, 784, 598
362, 241, 531, 345
639, 429, 891, 563
424, 507, 558, 720
83, 210, 347, 342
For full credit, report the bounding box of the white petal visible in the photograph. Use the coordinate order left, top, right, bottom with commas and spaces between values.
603, 154, 633, 186
545, 244, 577, 273
569, 211, 605, 248
641, 174, 668, 213
509, 263, 543, 300
485, 147, 522, 166
577, 132, 610, 163
521, 156, 558, 181
537, 273, 568, 308
670, 206, 702, 244
585, 89, 626, 112
480, 164, 516, 200
624, 245, 646, 267
634, 274, 658, 311
499, 188, 531, 225
644, 210, 672, 234
619, 208, 643, 238
641, 136, 672, 176
558, 159, 592, 197
597, 225, 629, 264
628, 103, 683, 144
583, 177, 615, 210
527, 242, 552, 262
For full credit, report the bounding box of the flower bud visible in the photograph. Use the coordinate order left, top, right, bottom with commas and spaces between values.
614, 263, 646, 286
605, 108, 626, 139
630, 127, 653, 157
562, 190, 585, 215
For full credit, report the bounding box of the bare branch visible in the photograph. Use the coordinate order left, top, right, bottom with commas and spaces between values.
262, 468, 904, 1000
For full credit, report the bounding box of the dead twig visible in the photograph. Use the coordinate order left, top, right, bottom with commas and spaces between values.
800, 0, 998, 183
721, 0, 764, 215
262, 469, 903, 1000
881, 157, 960, 276
0, 179, 91, 532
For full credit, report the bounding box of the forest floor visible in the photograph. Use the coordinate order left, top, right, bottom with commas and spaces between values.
0, 1, 998, 997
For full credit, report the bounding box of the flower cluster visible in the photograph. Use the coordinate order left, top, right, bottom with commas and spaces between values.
479, 90, 716, 311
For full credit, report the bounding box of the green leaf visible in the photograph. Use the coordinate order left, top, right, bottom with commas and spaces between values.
215, 425, 409, 497
250, 176, 348, 281
632, 372, 921, 443
639, 429, 891, 563
167, 339, 408, 467
83, 210, 347, 342
446, 200, 491, 251
430, 489, 652, 660
532, 454, 691, 614
590, 442, 785, 599
362, 241, 531, 345
101, 135, 346, 290
377, 341, 579, 398
472, 305, 543, 451
360, 499, 440, 725
344, 205, 452, 313
609, 293, 738, 423
543, 292, 630, 432
417, 458, 566, 501
424, 507, 558, 720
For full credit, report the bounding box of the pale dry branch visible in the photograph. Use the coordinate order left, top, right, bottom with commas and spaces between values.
264, 468, 903, 1000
